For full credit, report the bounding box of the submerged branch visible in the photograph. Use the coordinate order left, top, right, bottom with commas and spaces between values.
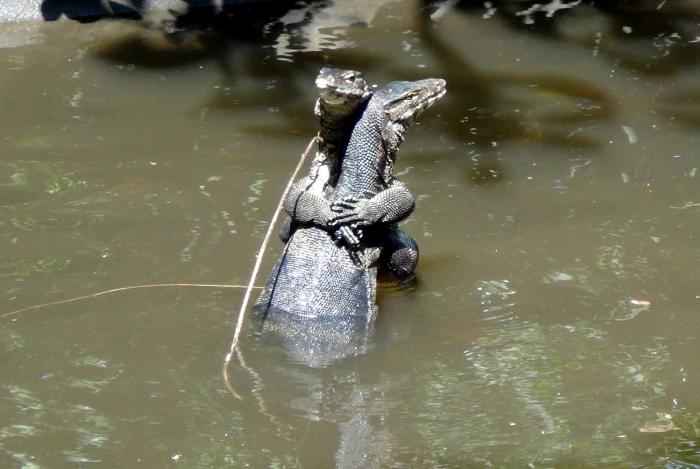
223, 135, 318, 400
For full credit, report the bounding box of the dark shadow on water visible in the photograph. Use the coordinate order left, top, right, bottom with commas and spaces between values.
41, 0, 144, 22
92, 0, 302, 67
655, 86, 700, 129
92, 31, 224, 68
79, 0, 700, 173
412, 3, 613, 165
422, 0, 700, 76
85, 0, 618, 156
90, 0, 330, 132
51, 0, 698, 144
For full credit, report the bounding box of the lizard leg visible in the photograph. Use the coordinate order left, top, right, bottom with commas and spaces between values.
381, 227, 419, 281
278, 216, 293, 243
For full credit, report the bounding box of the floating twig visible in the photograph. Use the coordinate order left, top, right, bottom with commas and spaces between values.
1, 283, 259, 320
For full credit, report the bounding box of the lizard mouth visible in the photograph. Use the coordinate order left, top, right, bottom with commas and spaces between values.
319, 92, 347, 105
318, 88, 369, 106
316, 77, 369, 106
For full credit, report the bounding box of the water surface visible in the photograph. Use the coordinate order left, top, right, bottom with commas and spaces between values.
1, 1, 699, 466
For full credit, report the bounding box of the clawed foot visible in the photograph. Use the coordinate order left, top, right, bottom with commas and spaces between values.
327, 196, 371, 248
328, 196, 376, 228
333, 225, 362, 248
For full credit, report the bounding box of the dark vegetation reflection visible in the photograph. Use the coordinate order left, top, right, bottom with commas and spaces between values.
424, 0, 700, 75
41, 0, 145, 22
73, 0, 700, 145
89, 0, 391, 140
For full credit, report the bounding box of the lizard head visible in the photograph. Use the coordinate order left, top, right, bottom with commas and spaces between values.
375, 77, 446, 131
315, 67, 372, 107
373, 78, 446, 178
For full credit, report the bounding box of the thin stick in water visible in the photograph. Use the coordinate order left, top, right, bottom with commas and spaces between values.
1, 283, 258, 320
222, 135, 317, 400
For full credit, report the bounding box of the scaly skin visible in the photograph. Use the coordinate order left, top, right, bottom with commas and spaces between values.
255, 76, 446, 367
327, 78, 447, 272
279, 68, 371, 242
283, 68, 424, 280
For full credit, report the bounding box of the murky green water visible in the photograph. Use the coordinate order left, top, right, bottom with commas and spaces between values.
1, 1, 699, 466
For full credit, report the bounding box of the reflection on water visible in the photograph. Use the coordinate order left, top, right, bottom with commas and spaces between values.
1, 0, 700, 466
